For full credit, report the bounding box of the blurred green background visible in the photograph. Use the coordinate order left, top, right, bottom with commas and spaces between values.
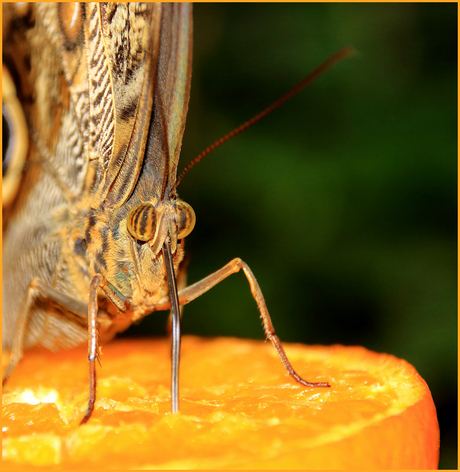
124, 4, 457, 468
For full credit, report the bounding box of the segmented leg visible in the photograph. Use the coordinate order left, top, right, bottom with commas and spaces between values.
80, 276, 100, 425
2, 278, 87, 385
79, 274, 133, 424
154, 258, 330, 388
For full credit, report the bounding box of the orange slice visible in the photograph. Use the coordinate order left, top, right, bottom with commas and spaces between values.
2, 336, 439, 469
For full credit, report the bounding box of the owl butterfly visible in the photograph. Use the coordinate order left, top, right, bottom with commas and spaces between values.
2, 3, 348, 424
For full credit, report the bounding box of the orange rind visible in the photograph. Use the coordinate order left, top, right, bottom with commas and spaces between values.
2, 336, 439, 469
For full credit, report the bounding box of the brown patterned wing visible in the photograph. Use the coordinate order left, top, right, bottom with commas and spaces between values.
1, 3, 177, 350
105, 3, 193, 207
55, 3, 162, 208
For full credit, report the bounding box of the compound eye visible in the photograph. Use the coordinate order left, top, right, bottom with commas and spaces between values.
127, 203, 157, 241
175, 200, 196, 239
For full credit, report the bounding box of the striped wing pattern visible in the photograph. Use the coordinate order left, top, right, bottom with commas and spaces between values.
2, 3, 193, 351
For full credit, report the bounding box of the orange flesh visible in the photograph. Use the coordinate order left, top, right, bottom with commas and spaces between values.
2, 336, 439, 469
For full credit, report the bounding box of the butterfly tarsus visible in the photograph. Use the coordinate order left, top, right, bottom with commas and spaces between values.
151, 257, 330, 389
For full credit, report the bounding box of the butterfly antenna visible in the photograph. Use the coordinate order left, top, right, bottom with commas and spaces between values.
173, 46, 355, 192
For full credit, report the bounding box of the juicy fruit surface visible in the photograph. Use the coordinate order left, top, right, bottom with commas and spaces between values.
2, 336, 439, 469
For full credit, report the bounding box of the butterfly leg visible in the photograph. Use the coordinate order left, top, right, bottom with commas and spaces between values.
80, 276, 100, 424
2, 278, 88, 385
78, 273, 130, 424
154, 258, 330, 388
78, 274, 131, 424
2, 275, 114, 425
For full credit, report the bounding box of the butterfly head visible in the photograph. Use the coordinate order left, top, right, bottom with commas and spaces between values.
126, 199, 195, 255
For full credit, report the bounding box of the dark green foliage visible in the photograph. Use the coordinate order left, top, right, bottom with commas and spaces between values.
124, 4, 457, 468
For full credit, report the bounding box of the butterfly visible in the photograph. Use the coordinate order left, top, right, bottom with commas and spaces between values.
2, 2, 330, 424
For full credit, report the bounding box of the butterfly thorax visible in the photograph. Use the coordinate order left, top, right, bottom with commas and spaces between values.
73, 196, 191, 328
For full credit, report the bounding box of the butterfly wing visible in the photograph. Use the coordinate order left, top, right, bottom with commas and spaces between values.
2, 3, 192, 351
106, 4, 193, 207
